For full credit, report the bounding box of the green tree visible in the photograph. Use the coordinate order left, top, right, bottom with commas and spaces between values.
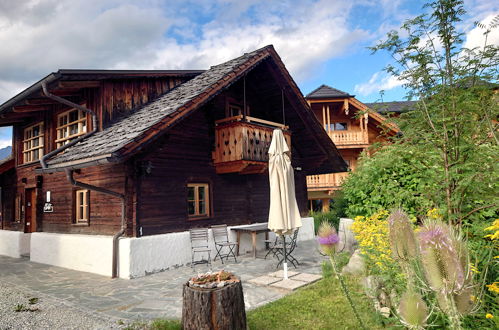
350, 0, 498, 224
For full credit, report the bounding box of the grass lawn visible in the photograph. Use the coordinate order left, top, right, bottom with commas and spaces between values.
126, 275, 384, 330
247, 276, 383, 330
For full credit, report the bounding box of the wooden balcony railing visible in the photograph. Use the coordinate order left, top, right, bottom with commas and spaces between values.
213, 115, 290, 174
306, 172, 350, 191
327, 130, 368, 146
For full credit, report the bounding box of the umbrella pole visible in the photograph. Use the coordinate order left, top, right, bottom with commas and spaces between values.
283, 235, 288, 280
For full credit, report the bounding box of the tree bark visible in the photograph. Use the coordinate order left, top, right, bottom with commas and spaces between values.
182, 280, 247, 330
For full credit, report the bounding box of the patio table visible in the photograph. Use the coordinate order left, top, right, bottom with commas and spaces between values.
230, 223, 270, 258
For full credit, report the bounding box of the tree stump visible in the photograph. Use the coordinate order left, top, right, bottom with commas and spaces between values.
182, 280, 247, 330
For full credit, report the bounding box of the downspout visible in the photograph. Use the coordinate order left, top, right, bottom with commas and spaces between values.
66, 169, 125, 278
40, 82, 126, 278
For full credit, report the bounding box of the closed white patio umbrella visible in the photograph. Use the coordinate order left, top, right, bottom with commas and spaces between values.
267, 129, 301, 279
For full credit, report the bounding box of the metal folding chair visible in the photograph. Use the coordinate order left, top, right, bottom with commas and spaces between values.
189, 228, 211, 267
274, 229, 300, 268
264, 236, 280, 259
211, 224, 238, 264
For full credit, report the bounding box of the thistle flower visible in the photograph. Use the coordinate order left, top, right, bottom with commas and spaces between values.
454, 286, 474, 314
317, 222, 339, 255
398, 290, 429, 329
418, 220, 466, 294
388, 209, 418, 262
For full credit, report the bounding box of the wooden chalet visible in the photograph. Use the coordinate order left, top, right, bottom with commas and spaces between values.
305, 85, 399, 211
0, 46, 346, 277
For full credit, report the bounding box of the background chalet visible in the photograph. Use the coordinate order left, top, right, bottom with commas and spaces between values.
304, 85, 415, 211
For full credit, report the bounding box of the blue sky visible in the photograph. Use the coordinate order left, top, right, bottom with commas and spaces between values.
0, 0, 497, 147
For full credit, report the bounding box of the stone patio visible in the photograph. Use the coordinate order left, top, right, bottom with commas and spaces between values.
249, 270, 322, 291
0, 239, 326, 323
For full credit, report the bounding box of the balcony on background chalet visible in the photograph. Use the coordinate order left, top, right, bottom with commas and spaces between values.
326, 130, 368, 148
306, 172, 350, 191
212, 115, 290, 174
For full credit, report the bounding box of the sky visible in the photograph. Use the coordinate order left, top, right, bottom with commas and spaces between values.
0, 0, 497, 148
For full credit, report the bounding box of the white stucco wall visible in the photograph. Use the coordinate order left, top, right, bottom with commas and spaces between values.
26, 217, 316, 279
122, 217, 315, 279
30, 232, 114, 277
0, 230, 30, 258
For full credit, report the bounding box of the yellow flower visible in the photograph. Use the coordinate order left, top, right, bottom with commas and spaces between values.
486, 313, 493, 319
486, 282, 499, 294
484, 219, 499, 241
470, 263, 480, 274
484, 219, 499, 232
426, 208, 442, 220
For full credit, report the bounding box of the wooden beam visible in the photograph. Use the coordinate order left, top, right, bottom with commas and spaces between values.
308, 99, 349, 104
58, 81, 100, 89
35, 89, 81, 97
0, 118, 30, 125
343, 99, 349, 115
25, 98, 59, 105
13, 105, 50, 112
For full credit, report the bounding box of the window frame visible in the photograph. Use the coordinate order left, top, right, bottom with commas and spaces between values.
74, 189, 90, 224
22, 122, 44, 164
56, 108, 88, 148
187, 183, 210, 219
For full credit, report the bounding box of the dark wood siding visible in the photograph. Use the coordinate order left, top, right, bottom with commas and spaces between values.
4, 163, 128, 235
136, 102, 308, 236
0, 168, 17, 230
100, 77, 186, 128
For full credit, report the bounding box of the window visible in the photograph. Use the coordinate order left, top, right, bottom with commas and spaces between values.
75, 189, 89, 223
228, 104, 242, 117
23, 123, 44, 163
56, 109, 87, 147
332, 122, 348, 131
187, 183, 210, 218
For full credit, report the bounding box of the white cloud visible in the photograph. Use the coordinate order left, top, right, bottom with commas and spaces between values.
0, 139, 11, 149
464, 13, 499, 50
354, 71, 404, 96
0, 0, 371, 103
0, 127, 12, 148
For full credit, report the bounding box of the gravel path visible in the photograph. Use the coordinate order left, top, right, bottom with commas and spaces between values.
0, 282, 121, 330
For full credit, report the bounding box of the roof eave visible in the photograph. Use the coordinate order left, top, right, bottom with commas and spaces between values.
36, 154, 119, 173
0, 72, 61, 114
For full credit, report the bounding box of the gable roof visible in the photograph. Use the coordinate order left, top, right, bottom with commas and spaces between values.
306, 84, 354, 99
365, 101, 417, 114
38, 45, 346, 174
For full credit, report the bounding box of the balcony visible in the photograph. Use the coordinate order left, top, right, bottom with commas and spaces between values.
306, 172, 350, 191
212, 115, 290, 174
327, 130, 368, 147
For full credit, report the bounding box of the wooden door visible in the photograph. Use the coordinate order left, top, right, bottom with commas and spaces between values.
24, 188, 37, 233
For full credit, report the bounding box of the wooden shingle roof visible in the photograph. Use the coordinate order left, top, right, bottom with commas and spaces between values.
42, 46, 347, 174
46, 48, 270, 168
306, 84, 354, 99
365, 101, 417, 113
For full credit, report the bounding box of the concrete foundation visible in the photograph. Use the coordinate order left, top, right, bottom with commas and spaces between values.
14, 217, 315, 279
0, 230, 31, 258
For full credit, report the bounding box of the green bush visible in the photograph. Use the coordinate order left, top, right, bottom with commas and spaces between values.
311, 192, 348, 233
312, 211, 340, 233
461, 219, 499, 329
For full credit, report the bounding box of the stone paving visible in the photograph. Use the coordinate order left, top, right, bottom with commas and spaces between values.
0, 239, 326, 323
